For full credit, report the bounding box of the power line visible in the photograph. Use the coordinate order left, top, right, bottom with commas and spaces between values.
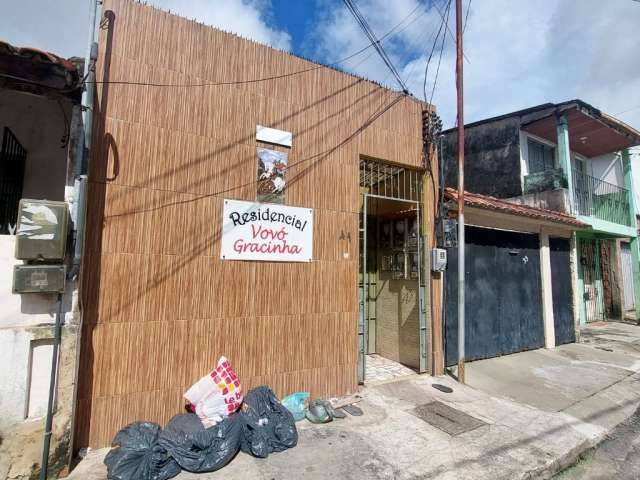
429, 0, 453, 105
105, 91, 406, 219
462, 0, 472, 34
0, 5, 429, 93
388, 5, 445, 94
350, 1, 435, 89
433, 0, 469, 62
342, 0, 410, 93
423, 0, 453, 102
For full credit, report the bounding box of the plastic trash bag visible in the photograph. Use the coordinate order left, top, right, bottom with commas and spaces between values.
157, 413, 241, 473
184, 356, 243, 428
104, 422, 181, 480
239, 386, 298, 458
281, 392, 310, 422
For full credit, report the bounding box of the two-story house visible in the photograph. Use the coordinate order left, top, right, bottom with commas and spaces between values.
441, 100, 640, 363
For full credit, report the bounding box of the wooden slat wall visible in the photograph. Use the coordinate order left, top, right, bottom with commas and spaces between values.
77, 0, 428, 448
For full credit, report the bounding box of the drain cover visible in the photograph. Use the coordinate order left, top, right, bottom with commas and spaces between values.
409, 401, 485, 436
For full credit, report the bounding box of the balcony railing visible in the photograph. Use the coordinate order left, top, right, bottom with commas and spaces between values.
573, 170, 631, 226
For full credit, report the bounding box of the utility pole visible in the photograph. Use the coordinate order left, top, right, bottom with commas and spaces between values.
455, 0, 465, 383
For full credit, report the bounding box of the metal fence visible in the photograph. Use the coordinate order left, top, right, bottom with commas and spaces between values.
0, 127, 27, 234
573, 170, 630, 226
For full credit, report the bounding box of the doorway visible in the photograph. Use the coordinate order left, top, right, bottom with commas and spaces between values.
579, 238, 604, 323
621, 242, 635, 313
358, 159, 425, 384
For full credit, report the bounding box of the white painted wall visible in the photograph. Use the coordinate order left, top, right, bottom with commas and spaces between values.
0, 235, 67, 430
0, 236, 59, 329
0, 89, 72, 204
590, 152, 624, 187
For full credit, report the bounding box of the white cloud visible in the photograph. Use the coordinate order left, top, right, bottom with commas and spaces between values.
0, 0, 291, 58
149, 0, 291, 51
310, 0, 640, 131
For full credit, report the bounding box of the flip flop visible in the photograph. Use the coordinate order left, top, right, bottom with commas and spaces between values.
318, 400, 346, 419
432, 384, 453, 393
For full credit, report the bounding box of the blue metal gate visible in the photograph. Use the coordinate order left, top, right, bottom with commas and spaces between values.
550, 238, 575, 345
445, 226, 544, 366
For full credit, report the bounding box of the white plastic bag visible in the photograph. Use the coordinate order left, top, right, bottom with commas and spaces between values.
184, 356, 243, 428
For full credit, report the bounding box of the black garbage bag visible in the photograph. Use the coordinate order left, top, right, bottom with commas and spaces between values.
157, 413, 241, 473
104, 422, 181, 480
239, 386, 298, 458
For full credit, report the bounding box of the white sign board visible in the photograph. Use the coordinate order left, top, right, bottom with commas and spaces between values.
256, 125, 293, 147
220, 199, 313, 262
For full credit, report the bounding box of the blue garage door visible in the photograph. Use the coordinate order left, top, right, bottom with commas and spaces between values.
445, 226, 544, 366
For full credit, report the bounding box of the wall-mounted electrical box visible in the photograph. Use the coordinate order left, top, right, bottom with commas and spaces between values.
14, 199, 68, 260
431, 248, 447, 272
442, 219, 457, 248
13, 265, 66, 294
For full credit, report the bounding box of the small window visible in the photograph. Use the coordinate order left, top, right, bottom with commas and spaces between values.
527, 138, 555, 174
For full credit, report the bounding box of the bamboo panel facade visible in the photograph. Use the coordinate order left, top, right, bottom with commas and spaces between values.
77, 0, 430, 448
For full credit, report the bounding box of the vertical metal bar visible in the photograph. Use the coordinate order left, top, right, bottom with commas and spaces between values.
417, 201, 427, 372
359, 194, 368, 383
455, 0, 465, 383
40, 294, 63, 480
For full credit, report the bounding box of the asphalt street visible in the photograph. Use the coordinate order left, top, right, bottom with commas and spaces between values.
554, 406, 640, 479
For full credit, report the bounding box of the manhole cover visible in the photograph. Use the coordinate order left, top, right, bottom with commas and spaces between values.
409, 401, 485, 436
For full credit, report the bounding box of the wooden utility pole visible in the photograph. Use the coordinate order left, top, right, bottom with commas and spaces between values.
455, 0, 465, 383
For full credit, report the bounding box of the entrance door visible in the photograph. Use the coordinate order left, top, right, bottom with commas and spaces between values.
445, 226, 544, 366
621, 242, 635, 312
580, 239, 604, 322
550, 238, 575, 345
358, 159, 425, 383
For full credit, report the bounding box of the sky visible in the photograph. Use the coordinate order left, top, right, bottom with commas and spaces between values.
2, 0, 639, 132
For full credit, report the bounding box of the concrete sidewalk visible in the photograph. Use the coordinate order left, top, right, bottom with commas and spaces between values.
68, 322, 640, 480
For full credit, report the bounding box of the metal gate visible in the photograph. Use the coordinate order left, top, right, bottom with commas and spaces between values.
358, 159, 425, 383
621, 242, 635, 312
580, 238, 604, 323
0, 127, 27, 234
444, 226, 544, 365
550, 238, 576, 345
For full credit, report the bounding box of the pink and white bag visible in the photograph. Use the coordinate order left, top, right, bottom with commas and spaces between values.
184, 356, 243, 428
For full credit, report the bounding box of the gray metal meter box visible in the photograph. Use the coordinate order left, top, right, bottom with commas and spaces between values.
442, 219, 457, 248
431, 248, 447, 272
14, 199, 69, 260
13, 265, 66, 293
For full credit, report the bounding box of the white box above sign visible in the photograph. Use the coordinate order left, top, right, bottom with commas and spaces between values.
221, 199, 313, 262
256, 125, 292, 147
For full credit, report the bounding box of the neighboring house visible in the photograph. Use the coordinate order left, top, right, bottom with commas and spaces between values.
442, 100, 640, 332
442, 189, 585, 365
0, 42, 84, 479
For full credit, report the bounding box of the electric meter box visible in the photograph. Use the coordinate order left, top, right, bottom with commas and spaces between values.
14, 199, 69, 260
431, 248, 447, 272
13, 265, 66, 294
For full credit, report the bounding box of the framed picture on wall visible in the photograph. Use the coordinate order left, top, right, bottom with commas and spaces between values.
257, 148, 288, 204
